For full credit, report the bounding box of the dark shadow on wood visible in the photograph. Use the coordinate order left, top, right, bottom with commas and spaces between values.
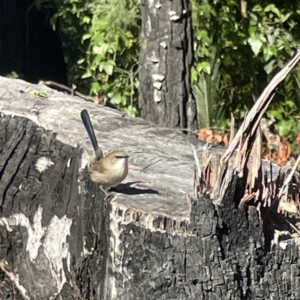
112, 182, 159, 195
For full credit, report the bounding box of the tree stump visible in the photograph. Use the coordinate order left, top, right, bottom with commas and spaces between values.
0, 76, 300, 299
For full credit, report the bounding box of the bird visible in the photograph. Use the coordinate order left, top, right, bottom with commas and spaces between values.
80, 109, 129, 193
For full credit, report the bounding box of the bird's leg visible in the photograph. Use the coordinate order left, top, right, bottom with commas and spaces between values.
99, 185, 113, 199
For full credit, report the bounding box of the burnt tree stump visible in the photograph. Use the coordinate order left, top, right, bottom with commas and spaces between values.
0, 76, 300, 299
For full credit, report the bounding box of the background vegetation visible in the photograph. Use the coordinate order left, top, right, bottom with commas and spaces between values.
192, 0, 300, 149
39, 0, 140, 116
38, 0, 300, 151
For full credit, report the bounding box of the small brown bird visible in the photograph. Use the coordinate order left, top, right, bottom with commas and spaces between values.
81, 109, 129, 192
89, 150, 129, 188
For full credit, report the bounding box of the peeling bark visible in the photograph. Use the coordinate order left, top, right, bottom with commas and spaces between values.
139, 0, 196, 133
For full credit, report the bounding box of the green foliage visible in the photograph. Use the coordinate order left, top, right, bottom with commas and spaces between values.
193, 51, 226, 130
36, 0, 140, 116
192, 0, 300, 148
34, 0, 300, 139
5, 71, 19, 79
267, 66, 300, 151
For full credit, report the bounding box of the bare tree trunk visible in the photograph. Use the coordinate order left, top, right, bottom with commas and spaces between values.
139, 0, 197, 133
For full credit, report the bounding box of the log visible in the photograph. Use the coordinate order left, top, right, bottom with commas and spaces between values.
0, 75, 300, 299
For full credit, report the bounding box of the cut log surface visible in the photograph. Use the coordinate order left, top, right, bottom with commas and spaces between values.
0, 76, 299, 300
0, 77, 206, 220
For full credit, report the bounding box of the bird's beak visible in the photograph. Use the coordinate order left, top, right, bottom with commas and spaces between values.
115, 155, 129, 159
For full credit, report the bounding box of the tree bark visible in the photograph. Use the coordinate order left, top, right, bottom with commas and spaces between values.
0, 114, 106, 299
139, 0, 197, 133
0, 76, 300, 299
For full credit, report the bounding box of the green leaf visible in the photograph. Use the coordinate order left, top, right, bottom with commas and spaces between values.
77, 58, 85, 64
280, 12, 292, 23
103, 64, 113, 75
277, 120, 292, 136
264, 59, 277, 74
249, 12, 258, 23
82, 15, 91, 24
91, 81, 101, 94
124, 105, 138, 117
93, 34, 105, 45
285, 100, 295, 108
197, 61, 211, 74
29, 90, 48, 99
263, 45, 276, 61
98, 60, 115, 75
82, 33, 91, 42
248, 36, 263, 56
195, 29, 211, 43
82, 71, 92, 79
111, 94, 126, 105
6, 70, 19, 78
248, 25, 257, 36
134, 79, 140, 89
264, 4, 280, 17
93, 55, 103, 65
252, 5, 262, 12
267, 110, 283, 121
200, 47, 210, 57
